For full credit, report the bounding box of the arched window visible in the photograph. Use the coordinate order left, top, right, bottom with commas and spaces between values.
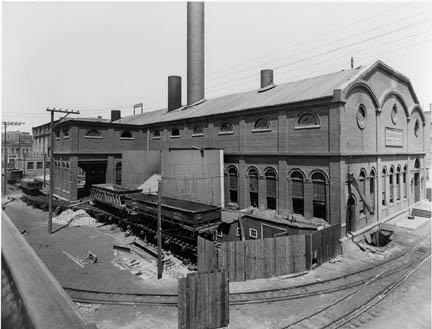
396, 166, 401, 201
193, 126, 203, 136
414, 158, 420, 169
248, 167, 259, 208
115, 162, 122, 185
414, 119, 420, 137
359, 170, 366, 215
295, 112, 319, 129
55, 130, 60, 139
389, 167, 394, 204
253, 118, 270, 131
153, 130, 161, 138
391, 104, 398, 125
370, 169, 375, 210
219, 122, 234, 134
265, 168, 277, 210
63, 129, 70, 138
85, 129, 101, 138
356, 104, 367, 130
120, 131, 133, 139
291, 171, 304, 216
171, 128, 180, 137
312, 172, 327, 220
228, 166, 238, 205
403, 165, 407, 198
382, 167, 387, 206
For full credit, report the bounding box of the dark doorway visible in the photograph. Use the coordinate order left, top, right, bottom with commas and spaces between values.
78, 161, 107, 198
346, 195, 356, 233
414, 172, 420, 202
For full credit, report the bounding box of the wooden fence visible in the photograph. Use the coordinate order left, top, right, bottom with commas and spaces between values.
178, 270, 229, 329
198, 225, 340, 282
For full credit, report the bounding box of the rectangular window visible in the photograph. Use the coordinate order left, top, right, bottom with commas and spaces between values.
27, 162, 34, 169
236, 227, 241, 237
249, 228, 258, 239
36, 162, 43, 169
216, 229, 223, 238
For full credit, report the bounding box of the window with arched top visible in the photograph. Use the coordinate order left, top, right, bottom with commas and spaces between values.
312, 172, 327, 220
295, 112, 320, 129
396, 166, 401, 201
264, 168, 277, 210
219, 122, 234, 134
403, 165, 407, 198
55, 130, 60, 139
382, 168, 387, 206
291, 171, 304, 216
85, 129, 102, 138
389, 167, 395, 204
414, 119, 420, 137
253, 118, 271, 132
228, 166, 238, 205
193, 126, 204, 136
63, 129, 70, 138
356, 104, 367, 130
120, 131, 133, 139
248, 167, 259, 208
370, 169, 376, 210
414, 158, 420, 169
359, 170, 367, 215
171, 128, 180, 137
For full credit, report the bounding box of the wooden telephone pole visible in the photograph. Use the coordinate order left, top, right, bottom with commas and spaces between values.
46, 108, 79, 234
157, 178, 163, 279
2, 121, 25, 195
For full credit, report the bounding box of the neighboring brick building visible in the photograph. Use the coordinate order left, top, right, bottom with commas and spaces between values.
37, 60, 430, 236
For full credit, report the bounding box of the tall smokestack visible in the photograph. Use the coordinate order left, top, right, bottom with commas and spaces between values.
187, 2, 205, 106
168, 75, 182, 111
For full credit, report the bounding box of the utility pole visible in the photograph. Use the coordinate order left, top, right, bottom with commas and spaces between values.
46, 108, 79, 234
157, 178, 163, 279
2, 121, 24, 195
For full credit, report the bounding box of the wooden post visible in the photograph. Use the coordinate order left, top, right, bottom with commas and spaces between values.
157, 179, 163, 279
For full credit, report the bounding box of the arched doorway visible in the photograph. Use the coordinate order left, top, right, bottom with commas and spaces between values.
346, 195, 356, 233
414, 158, 421, 202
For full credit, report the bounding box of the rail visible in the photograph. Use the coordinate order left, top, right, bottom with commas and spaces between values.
1, 211, 97, 329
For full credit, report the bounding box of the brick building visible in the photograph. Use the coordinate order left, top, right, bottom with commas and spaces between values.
42, 60, 430, 236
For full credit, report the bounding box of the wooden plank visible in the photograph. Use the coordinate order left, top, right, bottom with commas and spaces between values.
264, 238, 274, 278
235, 240, 245, 282
229, 241, 236, 282
178, 278, 187, 329
305, 234, 312, 270
197, 273, 203, 329
274, 237, 282, 276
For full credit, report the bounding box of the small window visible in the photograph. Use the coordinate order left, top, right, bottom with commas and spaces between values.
85, 129, 102, 138
63, 129, 70, 139
153, 130, 161, 139
36, 162, 43, 169
62, 161, 66, 168
27, 162, 34, 169
391, 104, 398, 125
414, 119, 420, 137
219, 122, 234, 135
236, 227, 241, 237
356, 104, 367, 129
249, 228, 258, 239
120, 131, 133, 139
66, 162, 70, 168
192, 126, 204, 136
216, 229, 223, 238
253, 118, 271, 132
55, 130, 60, 139
171, 128, 180, 137
295, 112, 320, 129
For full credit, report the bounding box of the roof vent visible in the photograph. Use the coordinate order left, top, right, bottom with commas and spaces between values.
258, 69, 276, 92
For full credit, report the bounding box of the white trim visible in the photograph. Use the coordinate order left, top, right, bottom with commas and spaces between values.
120, 137, 135, 140
152, 136, 161, 140
169, 135, 180, 139
84, 136, 102, 139
192, 133, 205, 137
294, 124, 320, 130
251, 128, 271, 133
249, 228, 258, 239
218, 131, 234, 136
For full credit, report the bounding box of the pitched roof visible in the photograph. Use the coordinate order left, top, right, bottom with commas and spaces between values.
115, 67, 363, 126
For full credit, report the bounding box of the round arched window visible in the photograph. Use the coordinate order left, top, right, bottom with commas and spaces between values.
120, 131, 133, 139
356, 105, 367, 130
220, 122, 234, 134
414, 119, 420, 137
85, 129, 102, 138
193, 126, 203, 135
153, 130, 161, 138
171, 128, 180, 137
253, 118, 270, 131
391, 104, 398, 125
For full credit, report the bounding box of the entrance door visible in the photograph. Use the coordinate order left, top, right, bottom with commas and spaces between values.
414, 172, 420, 202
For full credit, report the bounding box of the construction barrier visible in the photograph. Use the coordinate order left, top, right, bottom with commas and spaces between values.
198, 225, 340, 282
178, 270, 229, 329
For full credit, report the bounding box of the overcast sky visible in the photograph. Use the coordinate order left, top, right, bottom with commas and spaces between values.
2, 1, 432, 132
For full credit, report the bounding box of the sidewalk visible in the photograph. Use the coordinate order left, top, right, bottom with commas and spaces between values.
3, 196, 431, 297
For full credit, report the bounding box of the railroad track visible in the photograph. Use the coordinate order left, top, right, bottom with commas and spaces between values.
64, 239, 429, 307
280, 239, 430, 329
